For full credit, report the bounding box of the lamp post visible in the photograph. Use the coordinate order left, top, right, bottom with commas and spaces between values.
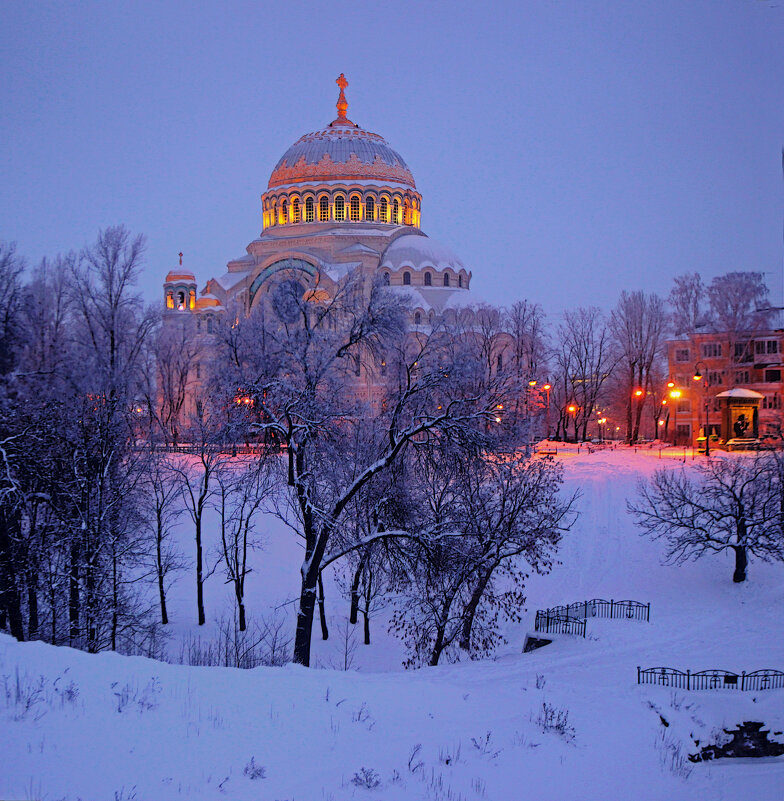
693, 361, 710, 456
543, 383, 551, 440
567, 403, 578, 442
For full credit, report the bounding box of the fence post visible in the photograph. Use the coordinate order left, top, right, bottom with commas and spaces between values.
741, 671, 746, 692
646, 602, 650, 622
610, 598, 614, 618
686, 669, 690, 691
584, 599, 588, 619
637, 666, 641, 685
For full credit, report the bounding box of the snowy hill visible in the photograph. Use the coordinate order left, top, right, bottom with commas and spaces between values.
1, 448, 783, 800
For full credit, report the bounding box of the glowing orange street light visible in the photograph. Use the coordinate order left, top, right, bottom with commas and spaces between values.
667, 381, 675, 388
634, 388, 643, 397
669, 389, 681, 399
567, 404, 577, 414
543, 383, 551, 391
528, 380, 537, 387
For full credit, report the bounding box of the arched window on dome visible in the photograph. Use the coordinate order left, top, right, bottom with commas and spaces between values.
404, 199, 412, 225
291, 197, 301, 223
392, 199, 400, 225
189, 289, 196, 309
365, 196, 375, 222
459, 275, 463, 288
383, 272, 390, 286
319, 196, 329, 222
271, 200, 277, 226
350, 195, 361, 221
443, 273, 450, 287
334, 196, 345, 222
305, 197, 315, 222
403, 271, 411, 286
414, 311, 421, 325
280, 199, 288, 225
379, 197, 388, 223
166, 290, 174, 309
177, 291, 186, 311
424, 272, 432, 286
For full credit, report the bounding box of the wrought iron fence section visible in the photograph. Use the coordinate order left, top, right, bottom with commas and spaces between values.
534, 611, 586, 638
637, 666, 784, 691
540, 598, 650, 623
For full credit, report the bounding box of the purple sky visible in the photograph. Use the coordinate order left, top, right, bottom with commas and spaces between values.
1, 1, 782, 318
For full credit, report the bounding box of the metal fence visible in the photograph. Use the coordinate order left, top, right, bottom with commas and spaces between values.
637, 667, 784, 692
534, 612, 586, 638
542, 598, 650, 623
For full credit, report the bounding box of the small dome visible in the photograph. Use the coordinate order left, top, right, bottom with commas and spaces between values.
380, 234, 466, 273
164, 270, 195, 283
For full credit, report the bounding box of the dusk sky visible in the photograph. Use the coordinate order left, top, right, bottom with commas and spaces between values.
2, 0, 782, 318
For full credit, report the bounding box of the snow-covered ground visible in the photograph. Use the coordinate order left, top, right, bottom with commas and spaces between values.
2, 447, 783, 800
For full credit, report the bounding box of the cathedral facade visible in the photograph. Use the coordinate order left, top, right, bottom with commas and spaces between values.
163, 75, 474, 341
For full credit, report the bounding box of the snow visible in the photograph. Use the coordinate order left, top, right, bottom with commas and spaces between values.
380, 233, 468, 273
2, 448, 783, 800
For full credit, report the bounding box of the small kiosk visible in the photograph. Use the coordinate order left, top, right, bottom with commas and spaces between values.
714, 388, 763, 450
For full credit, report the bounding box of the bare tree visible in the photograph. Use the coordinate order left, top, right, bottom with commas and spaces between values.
610, 291, 666, 444
629, 455, 784, 583
669, 273, 705, 336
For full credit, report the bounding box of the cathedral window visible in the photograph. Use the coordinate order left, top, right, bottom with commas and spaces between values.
350, 195, 361, 221
414, 311, 421, 325
166, 290, 174, 309
383, 272, 390, 286
177, 291, 185, 310
459, 275, 463, 288
319, 196, 329, 221
365, 196, 375, 221
334, 195, 345, 221
291, 197, 301, 223
379, 197, 388, 223
392, 199, 400, 224
404, 200, 412, 225
497, 354, 503, 372
271, 201, 277, 225
305, 197, 315, 222
403, 271, 411, 286
424, 272, 432, 286
196, 363, 201, 379
207, 317, 214, 334
443, 274, 450, 287
280, 199, 288, 224
189, 289, 196, 309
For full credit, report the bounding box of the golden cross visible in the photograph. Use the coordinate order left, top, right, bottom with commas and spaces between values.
335, 73, 349, 120
178, 252, 183, 266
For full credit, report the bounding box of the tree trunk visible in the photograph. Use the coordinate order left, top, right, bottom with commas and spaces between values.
317, 572, 329, 640
237, 598, 246, 632
349, 557, 364, 625
459, 569, 493, 651
195, 514, 205, 625
362, 564, 373, 645
69, 539, 80, 641
293, 567, 318, 666
156, 526, 168, 624
26, 577, 38, 639
0, 519, 24, 640
732, 544, 747, 583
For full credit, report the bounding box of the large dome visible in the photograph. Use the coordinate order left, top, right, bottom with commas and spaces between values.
268, 125, 415, 190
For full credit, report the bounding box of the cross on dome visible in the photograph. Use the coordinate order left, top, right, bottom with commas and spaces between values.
178, 251, 183, 266
334, 73, 352, 125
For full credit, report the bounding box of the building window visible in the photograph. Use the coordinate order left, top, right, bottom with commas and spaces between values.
677, 399, 691, 413
424, 272, 432, 286
334, 196, 345, 221
196, 363, 201, 379
189, 289, 196, 309
380, 359, 387, 376
350, 195, 361, 221
392, 198, 400, 224
404, 199, 412, 225
305, 197, 314, 222
414, 311, 421, 325
271, 201, 277, 225
458, 275, 463, 288
319, 196, 329, 221
701, 342, 722, 358
497, 354, 503, 373
735, 370, 750, 384
764, 394, 782, 410
177, 291, 185, 310
280, 199, 288, 224
443, 273, 450, 287
365, 196, 375, 221
403, 271, 411, 286
734, 342, 752, 363
166, 290, 174, 309
379, 197, 388, 223
383, 272, 390, 286
197, 318, 201, 331
676, 424, 691, 439
675, 348, 690, 363
764, 369, 781, 383
207, 317, 214, 334
756, 340, 779, 355
708, 371, 723, 386
291, 197, 301, 223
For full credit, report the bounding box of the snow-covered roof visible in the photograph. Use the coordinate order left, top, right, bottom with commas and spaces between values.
715, 388, 765, 399
388, 285, 431, 311
214, 269, 252, 291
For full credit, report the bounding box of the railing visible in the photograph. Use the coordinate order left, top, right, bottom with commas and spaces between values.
534, 612, 586, 638
637, 667, 784, 692
541, 598, 650, 623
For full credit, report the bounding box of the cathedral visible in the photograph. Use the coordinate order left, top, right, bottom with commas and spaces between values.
162, 75, 474, 338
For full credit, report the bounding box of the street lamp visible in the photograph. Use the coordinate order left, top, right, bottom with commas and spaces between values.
543, 383, 551, 439
693, 361, 710, 456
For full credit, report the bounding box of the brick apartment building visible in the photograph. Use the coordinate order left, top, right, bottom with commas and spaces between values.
666, 329, 784, 445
